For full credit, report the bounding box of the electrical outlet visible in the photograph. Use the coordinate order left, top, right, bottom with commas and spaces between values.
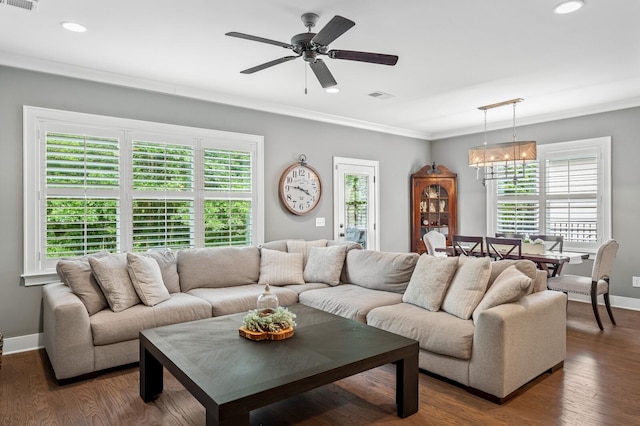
633, 276, 640, 288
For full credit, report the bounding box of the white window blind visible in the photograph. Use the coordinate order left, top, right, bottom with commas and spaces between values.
545, 155, 599, 243
203, 148, 253, 246
23, 106, 264, 285
487, 137, 611, 252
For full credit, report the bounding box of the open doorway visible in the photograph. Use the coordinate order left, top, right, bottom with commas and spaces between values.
333, 157, 380, 250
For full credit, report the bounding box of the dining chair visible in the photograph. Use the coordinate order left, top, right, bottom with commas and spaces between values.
494, 232, 524, 239
452, 235, 484, 257
423, 230, 448, 257
529, 234, 564, 252
547, 239, 619, 330
485, 236, 522, 260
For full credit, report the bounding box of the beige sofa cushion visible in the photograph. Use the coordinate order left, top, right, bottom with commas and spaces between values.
56, 252, 109, 315
287, 239, 328, 266
258, 248, 305, 285
298, 284, 403, 323
126, 253, 171, 306
177, 246, 260, 291
187, 284, 298, 317
304, 245, 347, 286
89, 253, 141, 313
472, 265, 533, 323
441, 255, 491, 320
89, 293, 211, 346
344, 250, 420, 293
403, 255, 459, 311
367, 303, 475, 360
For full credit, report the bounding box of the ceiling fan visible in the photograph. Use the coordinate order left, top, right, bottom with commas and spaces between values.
225, 12, 399, 89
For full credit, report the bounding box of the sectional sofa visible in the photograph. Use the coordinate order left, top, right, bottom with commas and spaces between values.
42, 239, 567, 402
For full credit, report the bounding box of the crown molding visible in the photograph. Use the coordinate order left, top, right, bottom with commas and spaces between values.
0, 51, 430, 140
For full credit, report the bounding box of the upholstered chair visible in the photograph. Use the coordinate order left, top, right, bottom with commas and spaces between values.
423, 231, 448, 257
547, 239, 619, 330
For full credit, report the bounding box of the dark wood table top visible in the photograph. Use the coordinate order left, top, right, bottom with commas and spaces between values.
140, 304, 418, 413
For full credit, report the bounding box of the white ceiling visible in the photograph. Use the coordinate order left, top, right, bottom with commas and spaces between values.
1, 0, 639, 139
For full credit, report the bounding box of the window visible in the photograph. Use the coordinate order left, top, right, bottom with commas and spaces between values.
487, 137, 611, 252
23, 106, 264, 285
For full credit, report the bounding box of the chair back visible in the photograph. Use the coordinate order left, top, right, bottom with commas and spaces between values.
591, 239, 619, 282
486, 236, 522, 259
452, 235, 484, 257
423, 231, 446, 256
530, 234, 564, 252
495, 232, 524, 239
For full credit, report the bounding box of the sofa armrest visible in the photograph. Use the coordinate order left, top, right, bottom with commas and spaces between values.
469, 290, 567, 398
43, 283, 95, 380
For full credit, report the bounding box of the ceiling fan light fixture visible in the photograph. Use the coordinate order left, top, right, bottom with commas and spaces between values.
61, 21, 87, 33
326, 87, 340, 94
554, 0, 584, 14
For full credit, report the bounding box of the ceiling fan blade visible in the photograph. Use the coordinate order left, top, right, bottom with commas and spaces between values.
309, 59, 337, 88
226, 32, 293, 49
240, 56, 299, 74
328, 50, 399, 66
311, 15, 355, 46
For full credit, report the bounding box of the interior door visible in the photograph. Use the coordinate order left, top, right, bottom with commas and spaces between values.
333, 157, 379, 250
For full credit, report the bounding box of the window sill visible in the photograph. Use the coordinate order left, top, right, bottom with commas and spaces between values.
22, 272, 60, 287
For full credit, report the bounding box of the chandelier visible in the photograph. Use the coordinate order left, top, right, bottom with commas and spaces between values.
468, 98, 536, 185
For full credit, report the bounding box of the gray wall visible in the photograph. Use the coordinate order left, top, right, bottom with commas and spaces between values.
432, 107, 640, 300
0, 65, 429, 339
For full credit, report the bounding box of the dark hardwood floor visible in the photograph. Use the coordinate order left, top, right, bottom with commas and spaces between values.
1, 301, 640, 425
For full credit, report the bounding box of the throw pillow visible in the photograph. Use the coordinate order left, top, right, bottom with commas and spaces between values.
441, 255, 491, 320
487, 259, 537, 290
303, 245, 347, 286
286, 239, 327, 266
402, 255, 459, 311
142, 250, 180, 293
126, 253, 171, 306
258, 248, 305, 285
56, 251, 109, 315
472, 265, 533, 323
89, 253, 141, 312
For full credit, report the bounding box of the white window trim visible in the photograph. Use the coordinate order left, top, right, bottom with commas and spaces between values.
486, 136, 611, 252
23, 106, 264, 286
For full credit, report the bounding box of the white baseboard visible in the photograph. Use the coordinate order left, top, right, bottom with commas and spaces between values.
2, 333, 43, 355
2, 294, 639, 354
568, 293, 640, 311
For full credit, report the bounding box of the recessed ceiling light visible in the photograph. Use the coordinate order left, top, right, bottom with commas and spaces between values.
326, 87, 340, 94
554, 0, 585, 14
61, 22, 87, 33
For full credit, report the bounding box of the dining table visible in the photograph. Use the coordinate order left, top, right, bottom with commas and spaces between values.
437, 247, 589, 277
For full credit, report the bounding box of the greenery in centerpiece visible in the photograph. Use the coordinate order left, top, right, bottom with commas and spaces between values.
242, 307, 297, 332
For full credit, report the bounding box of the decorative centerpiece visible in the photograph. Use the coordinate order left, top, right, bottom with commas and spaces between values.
522, 235, 545, 254
239, 307, 297, 341
238, 284, 296, 341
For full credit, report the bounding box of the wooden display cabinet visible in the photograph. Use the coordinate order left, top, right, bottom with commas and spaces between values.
411, 164, 457, 254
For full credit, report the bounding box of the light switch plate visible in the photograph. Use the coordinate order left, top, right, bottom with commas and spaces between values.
315, 217, 325, 227
633, 276, 640, 287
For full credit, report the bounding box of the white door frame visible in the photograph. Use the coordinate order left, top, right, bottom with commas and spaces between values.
333, 156, 380, 250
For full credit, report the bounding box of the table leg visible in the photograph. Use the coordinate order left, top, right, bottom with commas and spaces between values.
395, 351, 419, 418
206, 406, 249, 426
140, 344, 163, 402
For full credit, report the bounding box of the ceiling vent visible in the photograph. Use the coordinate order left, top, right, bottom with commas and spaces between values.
0, 0, 39, 12
368, 91, 395, 100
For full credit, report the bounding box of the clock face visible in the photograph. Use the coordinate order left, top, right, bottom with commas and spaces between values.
279, 163, 322, 215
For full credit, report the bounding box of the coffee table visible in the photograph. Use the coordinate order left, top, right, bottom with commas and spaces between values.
140, 304, 419, 425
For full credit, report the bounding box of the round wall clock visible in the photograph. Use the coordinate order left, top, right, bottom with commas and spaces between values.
279, 156, 322, 215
